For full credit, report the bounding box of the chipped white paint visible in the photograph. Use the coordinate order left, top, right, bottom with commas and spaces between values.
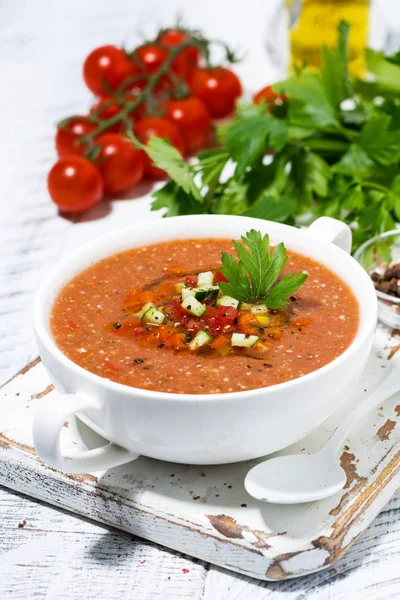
2, 0, 400, 596
1, 324, 400, 582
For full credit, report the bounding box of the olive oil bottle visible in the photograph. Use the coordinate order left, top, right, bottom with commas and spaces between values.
286, 0, 369, 76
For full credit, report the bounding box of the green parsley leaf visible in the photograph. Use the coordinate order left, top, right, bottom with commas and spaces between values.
358, 115, 400, 165
151, 181, 204, 217
244, 193, 296, 222
226, 114, 288, 178
276, 72, 339, 130
218, 230, 307, 305
264, 272, 308, 309
138, 135, 202, 201
365, 49, 400, 95
196, 148, 230, 190
320, 20, 352, 110
333, 145, 375, 176
211, 180, 249, 215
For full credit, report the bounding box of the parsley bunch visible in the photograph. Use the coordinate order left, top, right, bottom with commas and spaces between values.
141, 22, 400, 251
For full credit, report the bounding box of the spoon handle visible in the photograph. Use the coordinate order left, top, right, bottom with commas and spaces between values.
323, 368, 400, 457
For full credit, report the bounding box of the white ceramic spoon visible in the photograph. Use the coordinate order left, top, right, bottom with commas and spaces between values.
245, 368, 400, 504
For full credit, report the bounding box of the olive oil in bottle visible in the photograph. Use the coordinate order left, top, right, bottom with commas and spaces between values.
286, 0, 369, 75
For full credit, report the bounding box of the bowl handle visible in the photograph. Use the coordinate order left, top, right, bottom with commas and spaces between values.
33, 393, 138, 474
307, 217, 352, 254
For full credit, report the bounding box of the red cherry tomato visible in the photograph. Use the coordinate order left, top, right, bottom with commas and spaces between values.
83, 45, 137, 95
158, 29, 199, 78
135, 117, 185, 179
55, 118, 97, 157
47, 156, 103, 213
134, 44, 171, 92
90, 95, 146, 131
166, 97, 211, 155
95, 133, 145, 194
253, 85, 288, 113
135, 43, 168, 74
189, 67, 242, 119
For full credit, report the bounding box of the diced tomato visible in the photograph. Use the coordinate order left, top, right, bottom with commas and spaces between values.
185, 276, 196, 287
165, 333, 187, 351
210, 335, 229, 349
203, 306, 217, 320
165, 298, 187, 320
124, 288, 156, 313
214, 269, 228, 284
201, 305, 220, 336
185, 318, 203, 334
215, 306, 238, 328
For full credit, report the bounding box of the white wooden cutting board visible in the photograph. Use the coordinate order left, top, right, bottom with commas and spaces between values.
0, 324, 399, 581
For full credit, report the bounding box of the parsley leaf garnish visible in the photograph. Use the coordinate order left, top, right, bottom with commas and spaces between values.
218, 230, 308, 306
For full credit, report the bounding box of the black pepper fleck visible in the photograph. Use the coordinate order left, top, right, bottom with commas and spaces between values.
113, 322, 121, 330
157, 343, 166, 349
133, 358, 144, 364
268, 333, 274, 339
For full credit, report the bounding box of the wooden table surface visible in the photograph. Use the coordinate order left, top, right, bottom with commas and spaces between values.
2, 1, 400, 598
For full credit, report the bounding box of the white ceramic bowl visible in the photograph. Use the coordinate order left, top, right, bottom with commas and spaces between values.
33, 215, 377, 473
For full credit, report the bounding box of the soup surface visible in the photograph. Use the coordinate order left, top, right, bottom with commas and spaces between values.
51, 238, 359, 394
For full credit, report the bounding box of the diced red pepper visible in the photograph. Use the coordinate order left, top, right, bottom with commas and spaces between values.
124, 288, 156, 313
210, 335, 229, 349
107, 318, 144, 338
165, 333, 187, 351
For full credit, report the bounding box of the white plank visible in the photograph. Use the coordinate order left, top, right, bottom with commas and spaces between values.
0, 487, 208, 600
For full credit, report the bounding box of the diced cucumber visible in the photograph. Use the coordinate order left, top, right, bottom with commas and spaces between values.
183, 286, 219, 302
141, 306, 165, 325
231, 333, 260, 347
181, 296, 207, 317
240, 302, 253, 311
197, 271, 214, 287
135, 302, 155, 318
240, 302, 268, 314
250, 304, 268, 315
194, 286, 219, 301
188, 330, 213, 350
215, 295, 240, 308
182, 287, 196, 300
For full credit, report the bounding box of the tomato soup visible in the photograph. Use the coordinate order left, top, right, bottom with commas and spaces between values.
51, 238, 359, 394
